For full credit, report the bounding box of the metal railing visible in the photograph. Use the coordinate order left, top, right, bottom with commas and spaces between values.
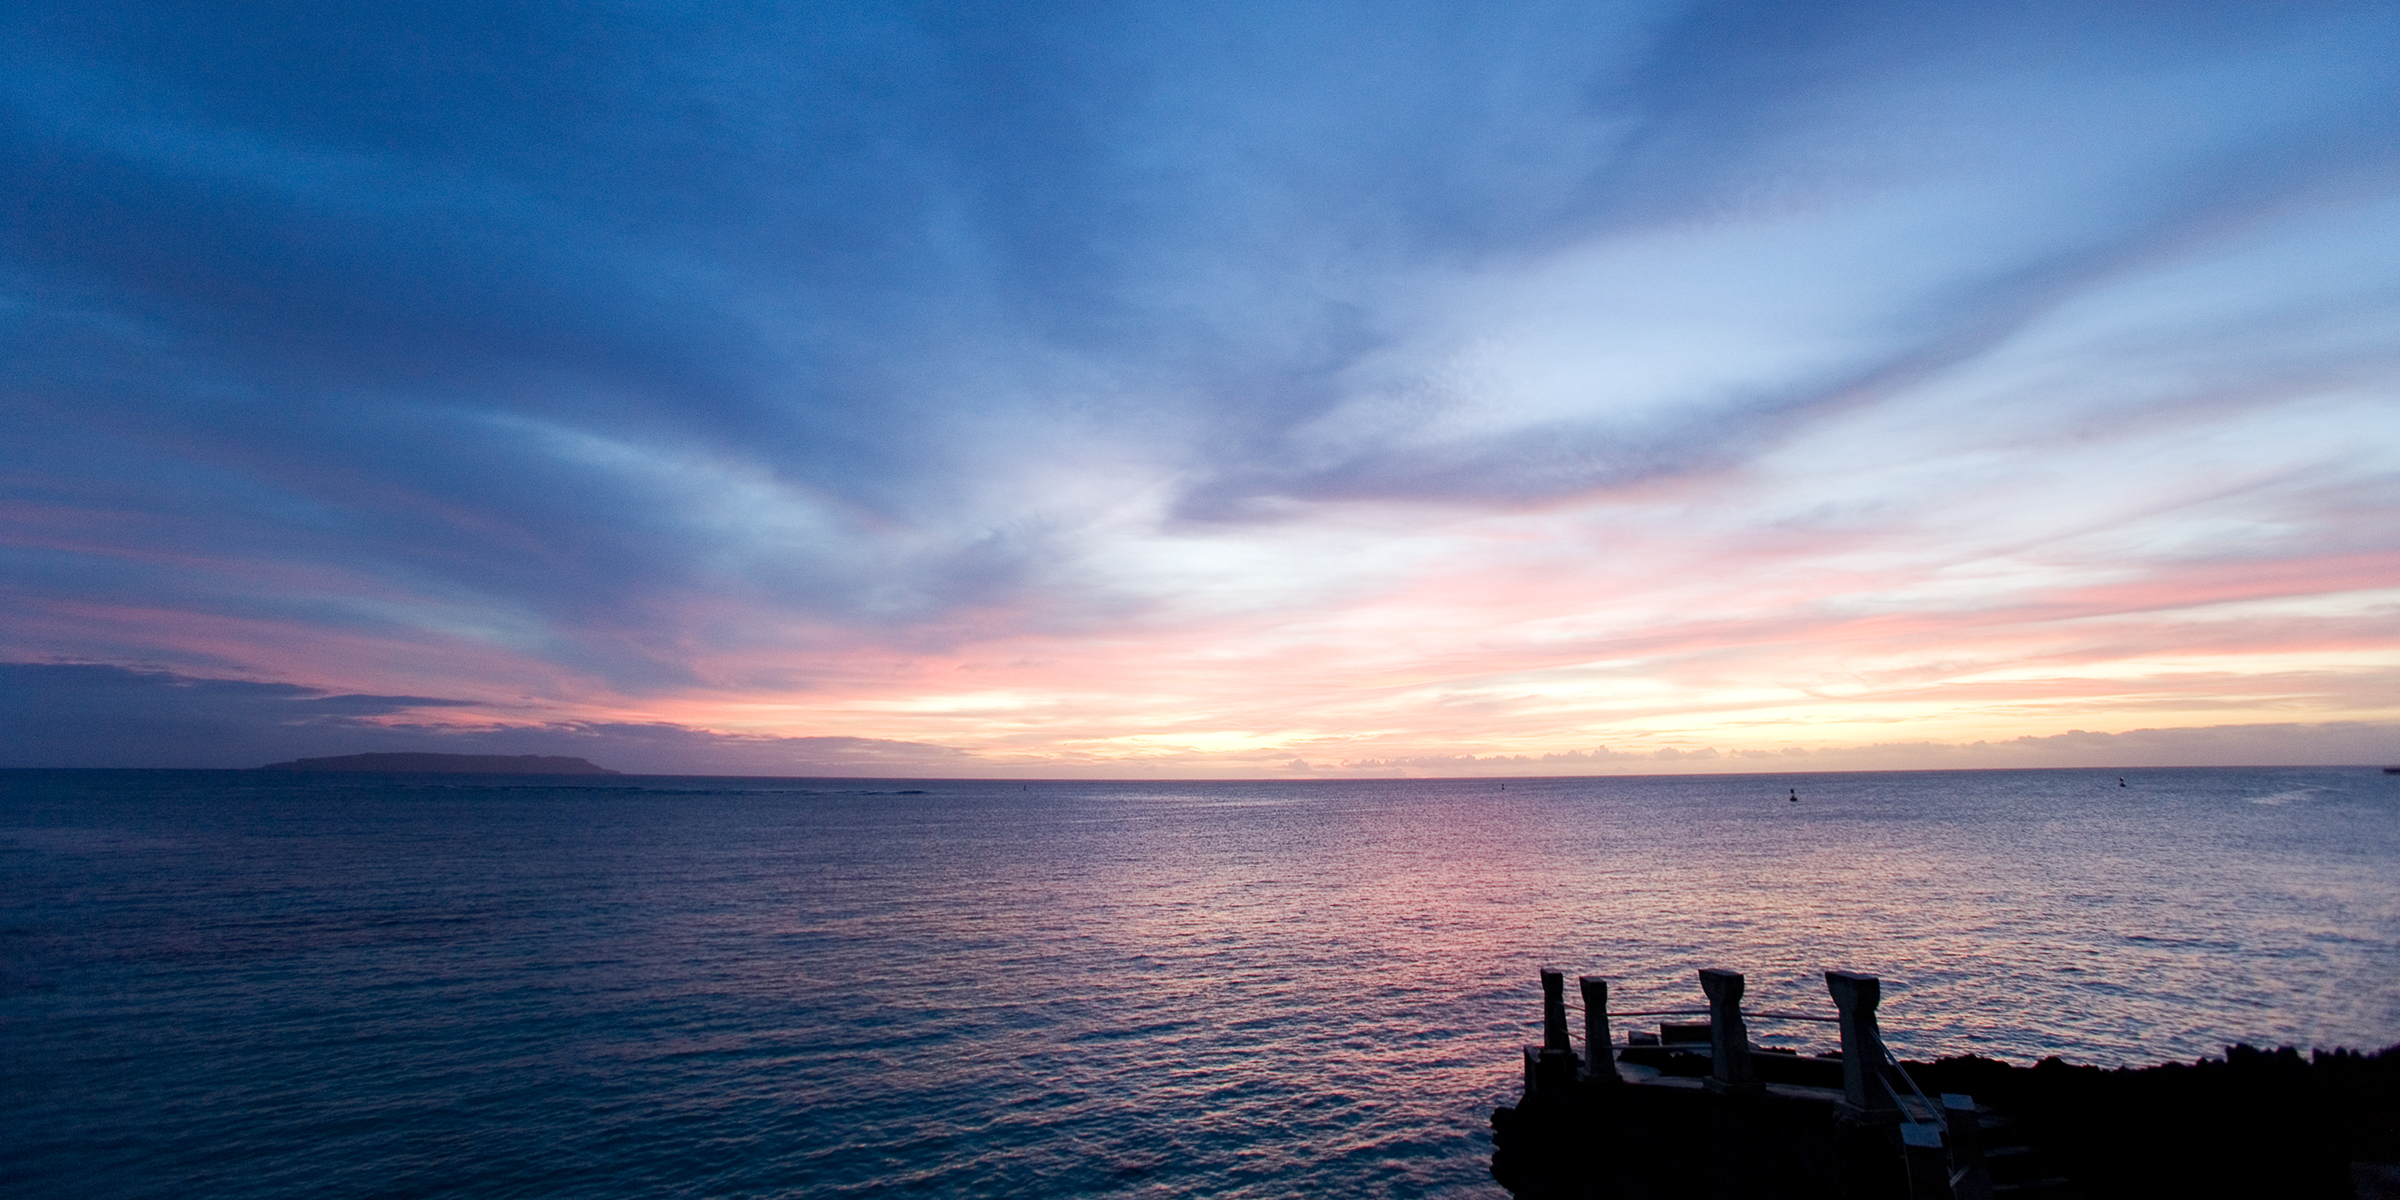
1613, 1008, 1837, 1023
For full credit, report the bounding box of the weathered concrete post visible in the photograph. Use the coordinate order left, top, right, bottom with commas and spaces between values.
1542, 968, 1572, 1054
1826, 970, 1905, 1122
1579, 976, 1616, 1082
1524, 969, 1580, 1095
1698, 968, 1760, 1092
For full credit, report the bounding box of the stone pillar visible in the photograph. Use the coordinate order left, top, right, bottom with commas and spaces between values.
1541, 968, 1571, 1054
1579, 975, 1616, 1082
1698, 968, 1759, 1092
1525, 970, 1579, 1094
1826, 970, 1904, 1122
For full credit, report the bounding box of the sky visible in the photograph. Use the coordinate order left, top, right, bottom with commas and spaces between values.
3, 0, 2397, 775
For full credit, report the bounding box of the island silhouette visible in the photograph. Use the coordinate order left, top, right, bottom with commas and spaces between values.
256, 753, 620, 775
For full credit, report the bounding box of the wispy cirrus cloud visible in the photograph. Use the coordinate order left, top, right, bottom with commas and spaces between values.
2, 2, 2396, 770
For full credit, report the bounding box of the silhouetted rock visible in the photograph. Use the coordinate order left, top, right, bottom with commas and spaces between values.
256, 752, 620, 775
1901, 1044, 2400, 1199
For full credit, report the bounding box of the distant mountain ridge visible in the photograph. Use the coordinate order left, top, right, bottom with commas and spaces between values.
257, 753, 620, 775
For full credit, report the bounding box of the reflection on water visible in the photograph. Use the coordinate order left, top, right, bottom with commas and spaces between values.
3, 767, 2396, 1198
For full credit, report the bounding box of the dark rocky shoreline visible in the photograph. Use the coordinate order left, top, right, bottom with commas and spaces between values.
1896, 1044, 2400, 1198
1490, 967, 2400, 1199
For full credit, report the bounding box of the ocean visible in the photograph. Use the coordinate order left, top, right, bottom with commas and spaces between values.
4, 766, 2396, 1198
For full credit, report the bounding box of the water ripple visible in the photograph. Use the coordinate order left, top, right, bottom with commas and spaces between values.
2, 766, 2396, 1197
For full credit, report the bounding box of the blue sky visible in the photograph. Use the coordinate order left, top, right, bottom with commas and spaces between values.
4, 1, 2397, 773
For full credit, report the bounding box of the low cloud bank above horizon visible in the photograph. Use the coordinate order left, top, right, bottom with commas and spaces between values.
3, 2, 2396, 771
4, 664, 2391, 776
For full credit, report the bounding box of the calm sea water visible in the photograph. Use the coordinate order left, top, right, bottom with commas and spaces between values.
4, 767, 2396, 1198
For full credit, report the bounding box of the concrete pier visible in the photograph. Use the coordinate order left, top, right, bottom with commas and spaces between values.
1495, 978, 2400, 1199
1490, 967, 1987, 1200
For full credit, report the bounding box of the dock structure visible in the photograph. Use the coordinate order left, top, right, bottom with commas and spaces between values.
1491, 968, 2062, 1200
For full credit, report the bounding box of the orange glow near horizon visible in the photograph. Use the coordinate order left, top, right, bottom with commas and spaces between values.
29, 483, 2378, 776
